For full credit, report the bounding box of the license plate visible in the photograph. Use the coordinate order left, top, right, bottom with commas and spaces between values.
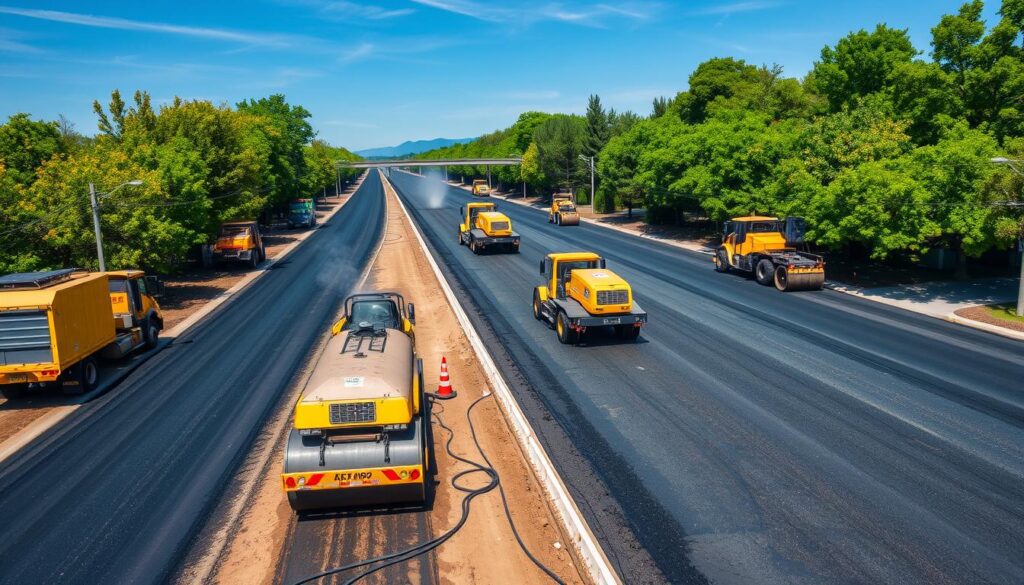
603, 317, 622, 325
6, 374, 28, 383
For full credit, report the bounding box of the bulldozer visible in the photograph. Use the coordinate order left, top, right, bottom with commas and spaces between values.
548, 193, 580, 226
713, 216, 825, 291
458, 201, 520, 254
532, 252, 647, 344
282, 292, 427, 511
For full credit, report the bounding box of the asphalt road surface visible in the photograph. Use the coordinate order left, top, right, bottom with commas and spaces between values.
0, 174, 385, 585
388, 170, 1024, 585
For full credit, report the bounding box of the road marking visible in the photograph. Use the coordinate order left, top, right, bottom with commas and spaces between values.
0, 174, 369, 465
381, 170, 623, 585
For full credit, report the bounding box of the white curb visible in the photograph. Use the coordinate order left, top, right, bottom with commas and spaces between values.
380, 170, 622, 585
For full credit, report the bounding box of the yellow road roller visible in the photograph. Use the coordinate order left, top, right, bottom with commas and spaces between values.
282, 292, 427, 511
713, 216, 825, 291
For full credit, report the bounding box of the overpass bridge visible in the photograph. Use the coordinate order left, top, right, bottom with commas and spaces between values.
338, 158, 521, 169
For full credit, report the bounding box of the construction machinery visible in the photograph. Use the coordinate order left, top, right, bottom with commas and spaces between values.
533, 252, 647, 344
282, 292, 427, 511
713, 216, 825, 291
471, 179, 490, 197
548, 193, 580, 226
212, 220, 266, 269
458, 201, 521, 254
287, 198, 316, 229
0, 268, 164, 397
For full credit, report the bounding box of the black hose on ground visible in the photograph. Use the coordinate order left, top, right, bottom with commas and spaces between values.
289, 394, 566, 585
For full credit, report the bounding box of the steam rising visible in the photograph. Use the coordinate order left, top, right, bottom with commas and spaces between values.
421, 168, 448, 209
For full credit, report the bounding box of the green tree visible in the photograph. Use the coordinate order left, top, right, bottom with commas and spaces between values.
533, 114, 586, 193
812, 24, 918, 111
0, 114, 64, 185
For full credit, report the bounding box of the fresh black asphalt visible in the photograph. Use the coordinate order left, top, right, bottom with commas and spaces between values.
388, 170, 1024, 585
0, 173, 385, 585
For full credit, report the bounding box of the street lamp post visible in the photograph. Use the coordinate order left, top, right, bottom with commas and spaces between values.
990, 157, 1024, 316
579, 155, 595, 205
89, 180, 143, 272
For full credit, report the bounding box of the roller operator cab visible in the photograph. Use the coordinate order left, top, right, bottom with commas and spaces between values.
713, 216, 825, 292
458, 201, 521, 254
282, 292, 427, 512
0, 268, 164, 398
212, 220, 266, 269
532, 252, 647, 344
471, 179, 490, 197
548, 193, 580, 226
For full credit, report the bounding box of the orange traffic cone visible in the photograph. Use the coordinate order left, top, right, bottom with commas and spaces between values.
435, 356, 457, 400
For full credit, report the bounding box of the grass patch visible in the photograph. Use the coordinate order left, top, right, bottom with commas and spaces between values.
984, 303, 1024, 324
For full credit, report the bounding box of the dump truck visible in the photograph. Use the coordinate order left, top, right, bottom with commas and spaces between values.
532, 252, 646, 344
0, 268, 164, 398
283, 292, 427, 511
458, 201, 521, 254
471, 179, 490, 197
548, 193, 580, 226
287, 198, 316, 229
212, 220, 266, 269
713, 216, 825, 291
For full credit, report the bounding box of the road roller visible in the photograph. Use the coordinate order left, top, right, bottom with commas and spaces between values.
713, 216, 825, 292
282, 292, 427, 512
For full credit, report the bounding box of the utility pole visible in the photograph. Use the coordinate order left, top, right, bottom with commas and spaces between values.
990, 157, 1024, 316
579, 155, 595, 205
89, 182, 106, 272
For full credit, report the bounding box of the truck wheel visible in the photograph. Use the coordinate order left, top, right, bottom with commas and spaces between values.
755, 259, 775, 285
548, 214, 553, 224
1, 383, 29, 400
555, 214, 561, 226
556, 312, 577, 344
260, 245, 267, 262
458, 231, 464, 245
65, 357, 99, 395
715, 249, 730, 273
143, 317, 160, 350
533, 291, 544, 320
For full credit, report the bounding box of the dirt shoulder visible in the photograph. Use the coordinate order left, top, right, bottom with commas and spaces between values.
954, 303, 1024, 333
193, 173, 585, 585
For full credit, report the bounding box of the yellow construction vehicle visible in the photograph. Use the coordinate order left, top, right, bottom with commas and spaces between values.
713, 216, 825, 291
532, 252, 646, 344
471, 179, 490, 197
212, 220, 266, 269
282, 292, 427, 511
458, 201, 521, 254
0, 268, 164, 397
548, 193, 580, 226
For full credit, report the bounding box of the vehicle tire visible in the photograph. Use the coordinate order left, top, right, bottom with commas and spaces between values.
556, 311, 577, 344
548, 214, 553, 224
555, 214, 561, 226
65, 356, 99, 395
715, 249, 730, 273
458, 230, 464, 245
142, 317, 160, 350
755, 259, 775, 285
533, 290, 544, 320
260, 244, 267, 262
617, 325, 641, 341
249, 251, 259, 269
1, 383, 29, 400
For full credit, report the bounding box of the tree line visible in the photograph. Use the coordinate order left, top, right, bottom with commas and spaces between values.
0, 91, 360, 274
417, 0, 1024, 268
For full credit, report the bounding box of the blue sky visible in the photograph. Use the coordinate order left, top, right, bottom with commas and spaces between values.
0, 1, 1002, 151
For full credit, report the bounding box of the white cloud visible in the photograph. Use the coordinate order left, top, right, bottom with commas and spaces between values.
340, 42, 377, 62
409, 0, 658, 26
692, 1, 782, 16
0, 6, 297, 47
322, 1, 415, 19
0, 26, 43, 53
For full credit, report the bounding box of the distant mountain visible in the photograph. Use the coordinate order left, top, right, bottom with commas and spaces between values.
354, 137, 476, 159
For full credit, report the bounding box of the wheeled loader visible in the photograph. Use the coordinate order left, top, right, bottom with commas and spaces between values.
458, 202, 520, 254
282, 292, 428, 511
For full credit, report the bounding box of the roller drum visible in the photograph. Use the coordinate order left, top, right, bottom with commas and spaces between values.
284, 416, 426, 511
775, 266, 824, 292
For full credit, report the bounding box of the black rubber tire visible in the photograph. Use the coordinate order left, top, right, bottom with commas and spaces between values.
533, 290, 544, 320
715, 249, 730, 273
142, 317, 160, 350
1, 383, 29, 400
249, 250, 259, 269
548, 214, 553, 224
65, 356, 99, 395
458, 230, 464, 245
755, 259, 775, 285
260, 244, 267, 262
556, 311, 577, 344
555, 214, 561, 226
